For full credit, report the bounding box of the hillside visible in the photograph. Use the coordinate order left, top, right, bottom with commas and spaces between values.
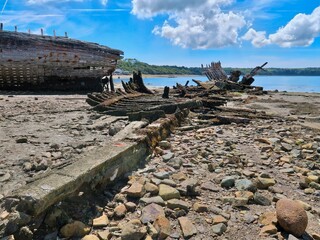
117, 59, 320, 76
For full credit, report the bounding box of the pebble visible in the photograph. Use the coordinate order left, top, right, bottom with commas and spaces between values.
141, 203, 165, 224
93, 214, 109, 228
167, 199, 190, 211
140, 196, 165, 206
253, 192, 272, 206
153, 215, 171, 239
221, 176, 235, 188
178, 217, 197, 238
211, 223, 227, 236
125, 182, 145, 198
158, 184, 180, 200
235, 179, 257, 192
60, 221, 90, 238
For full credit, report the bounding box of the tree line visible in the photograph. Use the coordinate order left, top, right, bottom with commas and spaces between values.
118, 59, 320, 76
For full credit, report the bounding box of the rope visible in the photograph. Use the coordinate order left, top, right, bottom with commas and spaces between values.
1, 0, 9, 15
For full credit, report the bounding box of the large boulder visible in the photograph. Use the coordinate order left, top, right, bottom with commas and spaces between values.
276, 198, 308, 237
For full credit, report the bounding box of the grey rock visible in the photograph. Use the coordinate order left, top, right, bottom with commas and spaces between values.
16, 138, 28, 143
178, 178, 199, 196
201, 182, 219, 192
253, 192, 271, 206
140, 203, 165, 224
140, 196, 165, 206
221, 176, 235, 189
121, 222, 147, 240
5, 211, 32, 235
0, 172, 11, 182
159, 141, 171, 149
154, 171, 170, 180
168, 157, 183, 169
167, 199, 190, 211
162, 152, 174, 162
235, 179, 257, 192
281, 143, 293, 152
212, 223, 227, 235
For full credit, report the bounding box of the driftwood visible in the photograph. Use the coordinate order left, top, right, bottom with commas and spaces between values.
240, 62, 268, 85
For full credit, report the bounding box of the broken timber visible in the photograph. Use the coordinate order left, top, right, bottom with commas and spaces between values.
0, 24, 123, 91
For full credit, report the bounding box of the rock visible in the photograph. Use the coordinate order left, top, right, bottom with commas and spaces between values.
212, 215, 228, 224
235, 191, 254, 200
167, 157, 183, 169
154, 172, 170, 180
141, 203, 165, 224
256, 177, 276, 190
178, 178, 199, 196
144, 183, 159, 195
310, 182, 320, 190
60, 221, 90, 238
23, 162, 32, 172
14, 226, 33, 240
81, 235, 100, 240
288, 234, 299, 240
178, 217, 197, 238
211, 223, 227, 236
0, 172, 11, 182
276, 198, 308, 237
114, 204, 127, 218
93, 214, 109, 228
232, 197, 248, 207
259, 225, 278, 236
153, 215, 171, 239
221, 176, 235, 188
44, 208, 68, 228
140, 196, 165, 206
201, 182, 219, 192
124, 202, 137, 212
97, 230, 112, 240
16, 138, 28, 143
158, 141, 171, 149
259, 212, 277, 226
235, 179, 257, 192
158, 184, 180, 201
171, 172, 187, 181
253, 192, 271, 206
281, 143, 293, 152
121, 219, 147, 240
160, 179, 177, 187
162, 152, 174, 162
167, 199, 190, 211
5, 211, 32, 235
126, 182, 145, 198
193, 202, 208, 213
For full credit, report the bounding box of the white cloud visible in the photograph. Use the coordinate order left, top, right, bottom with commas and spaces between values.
101, 0, 108, 6
132, 0, 247, 49
27, 0, 84, 3
243, 6, 320, 48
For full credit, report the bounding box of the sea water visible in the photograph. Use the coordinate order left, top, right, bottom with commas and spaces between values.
115, 75, 320, 93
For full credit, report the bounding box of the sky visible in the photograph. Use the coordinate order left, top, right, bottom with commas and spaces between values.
0, 0, 320, 68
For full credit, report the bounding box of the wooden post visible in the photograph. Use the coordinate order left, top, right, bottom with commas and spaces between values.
109, 74, 115, 92
65, 32, 68, 38
0, 23, 3, 32
41, 28, 44, 36
28, 29, 31, 35
15, 26, 17, 32
53, 30, 56, 37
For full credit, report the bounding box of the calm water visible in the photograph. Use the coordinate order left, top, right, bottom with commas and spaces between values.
115, 75, 320, 93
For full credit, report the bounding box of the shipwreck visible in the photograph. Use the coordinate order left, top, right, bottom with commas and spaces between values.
0, 23, 123, 91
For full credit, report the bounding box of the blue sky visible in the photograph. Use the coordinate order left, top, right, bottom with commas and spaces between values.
0, 0, 320, 67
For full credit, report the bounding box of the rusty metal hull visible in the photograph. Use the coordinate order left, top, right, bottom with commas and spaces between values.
0, 31, 123, 91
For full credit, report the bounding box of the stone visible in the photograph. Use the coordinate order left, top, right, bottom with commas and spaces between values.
235, 179, 257, 192
144, 182, 159, 195
93, 214, 109, 228
193, 202, 208, 213
14, 226, 33, 240
259, 212, 277, 226
140, 196, 165, 206
310, 182, 320, 190
167, 157, 183, 169
235, 191, 254, 200
81, 235, 100, 240
276, 198, 308, 237
212, 215, 228, 224
221, 176, 235, 188
162, 152, 174, 162
97, 230, 112, 240
171, 172, 187, 181
178, 178, 199, 196
232, 197, 248, 207
211, 223, 227, 236
281, 143, 293, 152
124, 202, 137, 212
60, 221, 90, 238
201, 182, 219, 192
16, 138, 28, 143
161, 179, 177, 187
44, 208, 68, 228
114, 204, 127, 218
253, 192, 271, 206
178, 217, 197, 239
121, 220, 147, 240
158, 184, 180, 201
153, 215, 171, 240
159, 141, 171, 149
126, 182, 145, 198
141, 203, 165, 224
259, 225, 278, 236
306, 175, 319, 183
5, 211, 32, 235
154, 172, 170, 180
167, 199, 190, 211
0, 172, 11, 182
256, 177, 276, 190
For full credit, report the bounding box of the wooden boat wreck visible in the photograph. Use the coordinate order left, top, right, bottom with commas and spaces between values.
201, 61, 267, 91
0, 23, 123, 91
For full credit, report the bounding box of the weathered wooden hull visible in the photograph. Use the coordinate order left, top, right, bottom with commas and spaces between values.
0, 31, 123, 91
